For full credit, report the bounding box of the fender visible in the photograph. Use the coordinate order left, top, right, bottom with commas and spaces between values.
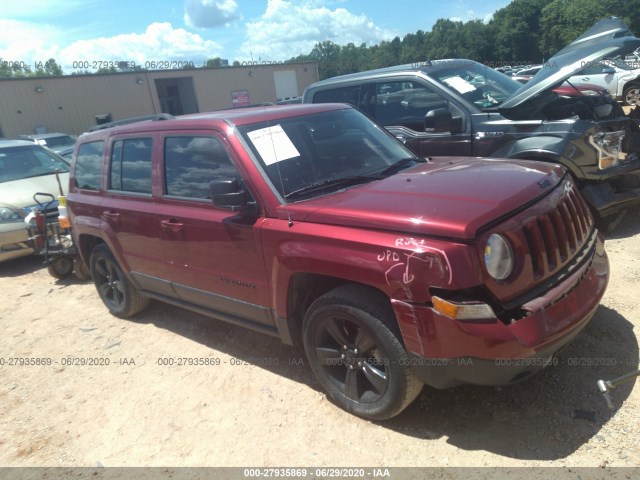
261, 222, 468, 320
488, 134, 588, 180
72, 213, 128, 273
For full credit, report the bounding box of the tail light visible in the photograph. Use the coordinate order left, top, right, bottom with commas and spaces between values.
57, 196, 70, 229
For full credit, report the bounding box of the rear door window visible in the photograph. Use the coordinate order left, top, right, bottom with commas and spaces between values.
311, 85, 361, 107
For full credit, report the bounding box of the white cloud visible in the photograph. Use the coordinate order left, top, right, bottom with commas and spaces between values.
0, 22, 224, 72
0, 20, 61, 65
239, 0, 395, 61
184, 0, 241, 28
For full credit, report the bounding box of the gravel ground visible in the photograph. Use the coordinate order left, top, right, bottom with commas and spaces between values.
0, 206, 638, 476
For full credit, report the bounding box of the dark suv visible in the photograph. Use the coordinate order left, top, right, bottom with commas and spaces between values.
304, 18, 640, 231
68, 103, 608, 420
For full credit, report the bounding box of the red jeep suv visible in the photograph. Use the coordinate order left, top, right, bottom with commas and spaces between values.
67, 103, 609, 419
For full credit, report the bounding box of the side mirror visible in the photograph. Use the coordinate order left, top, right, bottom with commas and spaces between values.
602, 67, 616, 74
209, 178, 247, 211
424, 108, 453, 133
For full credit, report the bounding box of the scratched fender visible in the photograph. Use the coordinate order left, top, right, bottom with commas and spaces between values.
263, 222, 462, 318
377, 238, 453, 287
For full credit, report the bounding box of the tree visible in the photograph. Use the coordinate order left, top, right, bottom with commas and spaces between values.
34, 58, 64, 76
204, 57, 223, 68
540, 0, 638, 58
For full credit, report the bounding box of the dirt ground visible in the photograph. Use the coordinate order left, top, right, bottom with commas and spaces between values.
0, 205, 639, 471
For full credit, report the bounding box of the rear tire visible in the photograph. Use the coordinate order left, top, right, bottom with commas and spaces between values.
89, 244, 149, 318
47, 256, 75, 279
302, 285, 422, 420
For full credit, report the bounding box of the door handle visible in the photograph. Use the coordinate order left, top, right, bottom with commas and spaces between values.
581, 77, 590, 81
103, 210, 120, 223
161, 219, 184, 232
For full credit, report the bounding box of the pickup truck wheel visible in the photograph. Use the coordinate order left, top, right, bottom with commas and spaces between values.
623, 84, 640, 106
303, 285, 422, 420
89, 244, 149, 318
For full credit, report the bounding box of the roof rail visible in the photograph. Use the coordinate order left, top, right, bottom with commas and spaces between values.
87, 113, 175, 132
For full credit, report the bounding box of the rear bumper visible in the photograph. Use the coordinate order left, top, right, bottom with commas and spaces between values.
392, 236, 609, 389
0, 223, 33, 262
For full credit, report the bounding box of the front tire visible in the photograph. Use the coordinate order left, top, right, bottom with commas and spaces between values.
89, 244, 149, 318
302, 285, 422, 420
623, 84, 640, 106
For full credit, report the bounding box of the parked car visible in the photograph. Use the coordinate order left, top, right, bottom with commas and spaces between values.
552, 83, 610, 97
304, 17, 640, 231
515, 65, 543, 77
17, 133, 76, 153
55, 146, 74, 162
567, 59, 640, 106
0, 140, 69, 262
67, 103, 608, 420
510, 64, 543, 82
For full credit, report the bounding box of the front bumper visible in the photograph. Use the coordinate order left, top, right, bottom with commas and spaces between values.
580, 161, 640, 216
392, 236, 609, 389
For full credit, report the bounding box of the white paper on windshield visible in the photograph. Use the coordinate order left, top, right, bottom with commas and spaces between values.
247, 125, 300, 166
443, 76, 476, 94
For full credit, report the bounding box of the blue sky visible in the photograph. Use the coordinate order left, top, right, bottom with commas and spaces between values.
0, 0, 512, 72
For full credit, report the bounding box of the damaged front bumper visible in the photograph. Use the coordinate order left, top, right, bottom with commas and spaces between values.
391, 235, 609, 389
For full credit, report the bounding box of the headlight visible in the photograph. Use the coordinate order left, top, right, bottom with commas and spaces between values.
589, 130, 625, 170
484, 234, 514, 280
0, 206, 22, 223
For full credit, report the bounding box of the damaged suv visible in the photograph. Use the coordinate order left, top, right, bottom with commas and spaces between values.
304, 17, 640, 231
68, 103, 608, 420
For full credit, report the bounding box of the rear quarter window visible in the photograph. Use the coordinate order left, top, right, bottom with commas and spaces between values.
109, 138, 153, 194
74, 141, 104, 190
311, 85, 361, 106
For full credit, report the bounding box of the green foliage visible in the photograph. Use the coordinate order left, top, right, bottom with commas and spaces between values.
204, 57, 223, 68
539, 0, 638, 57
288, 0, 638, 79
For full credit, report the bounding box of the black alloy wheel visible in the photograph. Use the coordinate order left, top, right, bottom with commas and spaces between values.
303, 285, 422, 420
89, 244, 149, 318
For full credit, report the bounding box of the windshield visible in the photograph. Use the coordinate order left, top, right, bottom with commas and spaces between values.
0, 145, 69, 183
238, 108, 420, 200
44, 135, 75, 148
427, 60, 523, 109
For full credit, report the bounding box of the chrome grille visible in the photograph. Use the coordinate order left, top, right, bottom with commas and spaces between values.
523, 185, 593, 280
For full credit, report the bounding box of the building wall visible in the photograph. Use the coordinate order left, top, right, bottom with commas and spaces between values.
0, 62, 318, 139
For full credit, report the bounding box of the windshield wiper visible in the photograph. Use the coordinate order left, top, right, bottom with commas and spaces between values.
283, 158, 425, 200
370, 157, 425, 177
284, 175, 376, 200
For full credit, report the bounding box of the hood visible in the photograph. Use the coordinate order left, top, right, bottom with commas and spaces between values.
0, 173, 68, 212
500, 17, 640, 113
279, 158, 566, 240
